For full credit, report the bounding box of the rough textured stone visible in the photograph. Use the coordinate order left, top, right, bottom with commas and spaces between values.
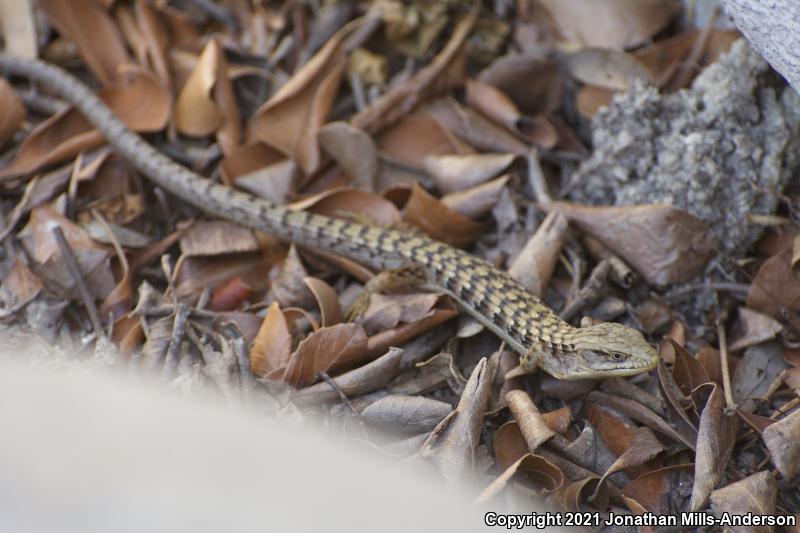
568, 40, 800, 255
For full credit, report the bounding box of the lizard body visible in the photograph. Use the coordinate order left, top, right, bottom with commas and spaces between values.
0, 55, 659, 379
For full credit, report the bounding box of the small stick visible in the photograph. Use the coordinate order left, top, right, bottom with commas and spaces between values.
561, 259, 611, 322
716, 315, 737, 411
221, 322, 254, 391
316, 370, 361, 419
52, 226, 104, 339
163, 302, 190, 375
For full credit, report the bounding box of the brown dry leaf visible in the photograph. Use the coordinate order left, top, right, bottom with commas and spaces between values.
366, 307, 457, 357
670, 340, 710, 396
588, 390, 693, 449
206, 277, 252, 312
0, 68, 170, 179
249, 302, 293, 377
248, 20, 357, 174
689, 384, 738, 511
441, 175, 509, 220
360, 293, 441, 336
732, 343, 789, 404
351, 7, 477, 134
377, 114, 462, 167
565, 48, 652, 90
133, 0, 172, 94
748, 247, 800, 320
423, 152, 514, 194
292, 347, 404, 405
0, 0, 36, 58
542, 202, 717, 286
270, 246, 315, 308
541, 407, 572, 434
420, 356, 496, 487
549, 477, 608, 512
508, 211, 568, 297
281, 323, 369, 387
478, 55, 562, 115
657, 359, 701, 442
179, 220, 259, 257
538, 0, 680, 50
222, 141, 287, 181
40, 0, 131, 85
18, 205, 113, 299
426, 98, 529, 156
585, 402, 639, 457
622, 464, 694, 514
111, 313, 144, 357
465, 77, 519, 125
318, 122, 379, 191
215, 312, 263, 346
709, 471, 777, 533
303, 276, 343, 327
695, 347, 724, 387
292, 188, 402, 227
575, 85, 615, 118
761, 406, 800, 479
0, 79, 25, 147
0, 257, 43, 308
476, 453, 564, 504
597, 427, 664, 488
404, 183, 485, 248
729, 308, 783, 352
174, 253, 274, 299
737, 409, 775, 435
360, 395, 452, 435
494, 420, 530, 471
174, 39, 241, 154
506, 390, 555, 451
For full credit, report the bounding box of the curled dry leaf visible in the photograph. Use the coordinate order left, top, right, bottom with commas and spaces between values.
0, 79, 24, 147
549, 477, 608, 513
423, 152, 514, 195
404, 183, 485, 248
542, 202, 717, 286
0, 68, 170, 178
360, 395, 452, 436
248, 22, 354, 174
748, 245, 800, 320
179, 220, 259, 257
476, 453, 564, 504
420, 356, 496, 487
426, 98, 529, 156
585, 402, 639, 457
0, 257, 43, 309
505, 390, 556, 452
441, 175, 509, 220
669, 339, 710, 396
174, 253, 273, 299
494, 420, 529, 471
597, 427, 664, 489
538, 0, 680, 50
174, 39, 241, 154
709, 471, 776, 533
303, 276, 343, 327
761, 407, 800, 479
270, 246, 316, 308
478, 55, 562, 115
565, 48, 652, 90
292, 347, 404, 405
622, 464, 695, 515
689, 384, 738, 511
318, 121, 379, 191
377, 114, 462, 167
281, 322, 369, 387
508, 211, 568, 297
360, 293, 442, 336
365, 306, 457, 358
39, 0, 131, 85
132, 0, 172, 94
541, 407, 572, 435
249, 302, 293, 377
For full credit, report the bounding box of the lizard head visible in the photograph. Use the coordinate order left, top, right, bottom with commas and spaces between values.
536, 322, 659, 380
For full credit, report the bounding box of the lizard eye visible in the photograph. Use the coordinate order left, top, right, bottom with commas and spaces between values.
611, 352, 623, 360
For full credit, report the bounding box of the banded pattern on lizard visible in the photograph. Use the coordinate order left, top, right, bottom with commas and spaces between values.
0, 55, 659, 380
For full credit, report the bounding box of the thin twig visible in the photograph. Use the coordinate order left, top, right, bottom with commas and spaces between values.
52, 226, 105, 339
221, 322, 255, 391
163, 302, 190, 375
716, 314, 737, 411
527, 147, 552, 204
316, 370, 361, 419
561, 259, 611, 322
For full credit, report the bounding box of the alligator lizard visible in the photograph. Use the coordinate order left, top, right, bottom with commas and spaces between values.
0, 55, 659, 380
